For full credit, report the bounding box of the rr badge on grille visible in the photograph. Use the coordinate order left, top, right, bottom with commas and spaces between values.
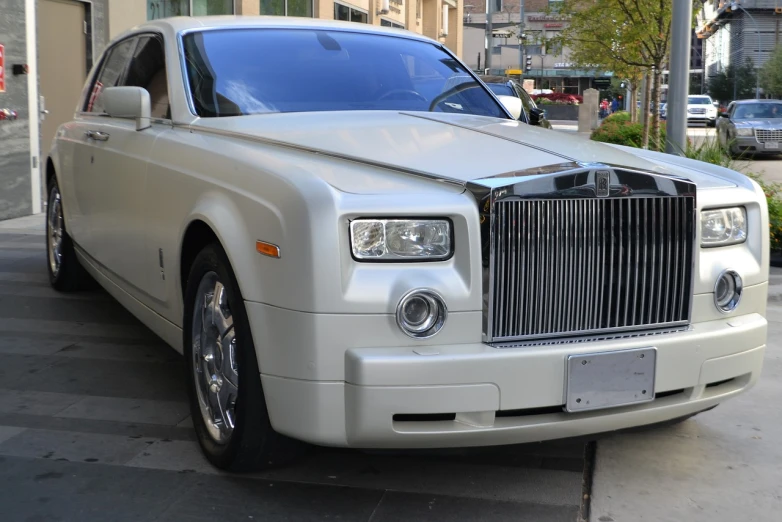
595, 170, 610, 197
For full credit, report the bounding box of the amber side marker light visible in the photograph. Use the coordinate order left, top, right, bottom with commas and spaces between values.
256, 241, 281, 258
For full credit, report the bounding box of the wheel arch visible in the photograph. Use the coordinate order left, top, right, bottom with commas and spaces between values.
178, 192, 265, 308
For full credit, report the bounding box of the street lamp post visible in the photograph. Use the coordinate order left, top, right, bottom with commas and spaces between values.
518, 0, 525, 76
730, 2, 761, 99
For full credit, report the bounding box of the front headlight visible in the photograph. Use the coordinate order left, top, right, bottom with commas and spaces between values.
350, 219, 452, 260
736, 128, 754, 137
701, 207, 747, 247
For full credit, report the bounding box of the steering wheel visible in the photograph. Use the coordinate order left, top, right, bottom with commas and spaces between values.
378, 89, 427, 102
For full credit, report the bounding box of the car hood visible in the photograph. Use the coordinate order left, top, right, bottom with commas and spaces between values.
191, 111, 742, 190
734, 119, 782, 128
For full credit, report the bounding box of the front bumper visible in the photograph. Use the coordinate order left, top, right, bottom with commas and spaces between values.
249, 285, 767, 449
688, 113, 716, 124
732, 135, 782, 155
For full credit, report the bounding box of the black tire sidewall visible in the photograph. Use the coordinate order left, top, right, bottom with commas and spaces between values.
182, 243, 275, 470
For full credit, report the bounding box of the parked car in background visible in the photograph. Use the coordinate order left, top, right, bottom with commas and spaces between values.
717, 99, 782, 157
479, 75, 551, 128
46, 17, 768, 473
687, 95, 719, 126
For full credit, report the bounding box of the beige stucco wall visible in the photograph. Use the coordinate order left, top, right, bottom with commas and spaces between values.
107, 0, 147, 40
236, 0, 261, 14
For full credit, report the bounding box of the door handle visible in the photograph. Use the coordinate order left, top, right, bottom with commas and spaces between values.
85, 130, 110, 141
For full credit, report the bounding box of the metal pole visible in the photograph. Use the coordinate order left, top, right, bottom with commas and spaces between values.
486, 0, 493, 73
665, 0, 692, 155
518, 0, 525, 74
732, 3, 761, 99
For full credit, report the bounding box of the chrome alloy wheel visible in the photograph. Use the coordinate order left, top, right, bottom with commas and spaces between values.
48, 188, 64, 277
191, 272, 239, 444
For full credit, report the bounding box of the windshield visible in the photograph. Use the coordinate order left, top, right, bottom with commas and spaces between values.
733, 103, 782, 119
486, 83, 515, 97
688, 97, 712, 105
182, 29, 507, 118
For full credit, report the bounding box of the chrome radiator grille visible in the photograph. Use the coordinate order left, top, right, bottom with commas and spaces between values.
755, 129, 782, 142
489, 197, 695, 342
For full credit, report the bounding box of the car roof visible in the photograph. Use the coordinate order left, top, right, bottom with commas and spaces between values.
731, 99, 782, 104
118, 15, 436, 44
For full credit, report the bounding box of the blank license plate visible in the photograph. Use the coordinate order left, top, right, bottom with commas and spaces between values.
565, 348, 656, 412
764, 142, 779, 150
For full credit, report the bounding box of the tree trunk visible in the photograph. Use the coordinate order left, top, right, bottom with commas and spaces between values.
650, 66, 662, 151
630, 86, 639, 123
641, 71, 651, 149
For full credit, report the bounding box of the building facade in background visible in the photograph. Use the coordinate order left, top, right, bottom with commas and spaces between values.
109, 0, 462, 55
698, 0, 782, 94
0, 0, 462, 221
462, 0, 605, 94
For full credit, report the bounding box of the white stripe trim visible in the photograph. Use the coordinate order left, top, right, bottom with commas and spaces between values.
25, 0, 41, 214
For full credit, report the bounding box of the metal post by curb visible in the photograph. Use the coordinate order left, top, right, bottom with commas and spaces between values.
665, 0, 693, 155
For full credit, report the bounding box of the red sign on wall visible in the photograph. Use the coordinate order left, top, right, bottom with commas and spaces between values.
0, 45, 5, 93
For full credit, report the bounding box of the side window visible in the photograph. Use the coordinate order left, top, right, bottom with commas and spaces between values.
84, 38, 138, 113
514, 84, 531, 123
123, 35, 170, 119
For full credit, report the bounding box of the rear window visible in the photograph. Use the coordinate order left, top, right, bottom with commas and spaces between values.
486, 83, 515, 97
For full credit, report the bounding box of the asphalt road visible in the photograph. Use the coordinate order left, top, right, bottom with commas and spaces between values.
0, 225, 587, 522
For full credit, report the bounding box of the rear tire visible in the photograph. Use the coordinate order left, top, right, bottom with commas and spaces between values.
46, 179, 90, 291
183, 243, 304, 471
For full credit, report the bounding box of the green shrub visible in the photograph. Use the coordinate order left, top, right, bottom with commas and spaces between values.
680, 138, 782, 252
590, 120, 667, 151
747, 174, 782, 252
601, 111, 631, 125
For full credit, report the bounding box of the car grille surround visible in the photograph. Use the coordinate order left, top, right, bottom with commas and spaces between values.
754, 129, 782, 143
471, 165, 697, 345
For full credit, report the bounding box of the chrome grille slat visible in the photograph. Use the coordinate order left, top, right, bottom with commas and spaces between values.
755, 129, 782, 142
490, 196, 695, 342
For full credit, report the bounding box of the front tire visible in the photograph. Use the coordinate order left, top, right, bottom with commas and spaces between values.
46, 179, 89, 291
183, 243, 303, 471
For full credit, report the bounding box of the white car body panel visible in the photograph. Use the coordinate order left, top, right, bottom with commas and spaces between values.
48, 17, 769, 449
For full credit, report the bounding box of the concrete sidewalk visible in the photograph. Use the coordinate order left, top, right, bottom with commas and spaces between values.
0, 212, 46, 235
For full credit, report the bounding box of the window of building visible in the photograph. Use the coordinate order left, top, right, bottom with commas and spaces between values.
381, 19, 405, 29
147, 0, 234, 19
488, 0, 502, 13
548, 0, 563, 11
260, 0, 313, 17
334, 2, 368, 23
491, 45, 501, 55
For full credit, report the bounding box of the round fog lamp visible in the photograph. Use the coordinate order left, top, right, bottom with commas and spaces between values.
714, 269, 742, 313
396, 290, 447, 338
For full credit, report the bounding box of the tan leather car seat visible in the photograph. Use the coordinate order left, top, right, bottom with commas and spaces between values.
146, 69, 169, 119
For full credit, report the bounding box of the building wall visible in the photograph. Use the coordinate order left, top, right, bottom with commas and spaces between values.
108, 0, 147, 40
0, 0, 32, 219
0, 0, 108, 221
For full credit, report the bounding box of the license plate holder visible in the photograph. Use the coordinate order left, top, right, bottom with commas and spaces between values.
764, 141, 779, 150
565, 348, 656, 412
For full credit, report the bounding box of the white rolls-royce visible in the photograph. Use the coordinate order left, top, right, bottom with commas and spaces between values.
46, 16, 768, 471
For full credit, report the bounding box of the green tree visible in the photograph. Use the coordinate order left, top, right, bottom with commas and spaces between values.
708, 59, 757, 103
554, 0, 699, 149
761, 46, 782, 98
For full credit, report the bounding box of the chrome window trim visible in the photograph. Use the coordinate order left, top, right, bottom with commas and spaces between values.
175, 26, 512, 120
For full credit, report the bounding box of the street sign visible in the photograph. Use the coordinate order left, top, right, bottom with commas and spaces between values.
593, 77, 611, 89
506, 69, 522, 75
0, 45, 5, 93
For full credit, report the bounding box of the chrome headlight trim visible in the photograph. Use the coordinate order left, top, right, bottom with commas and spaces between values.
714, 269, 743, 313
700, 207, 747, 247
396, 289, 448, 339
350, 218, 453, 262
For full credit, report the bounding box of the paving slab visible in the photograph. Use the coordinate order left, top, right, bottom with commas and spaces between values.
56, 396, 190, 426
0, 389, 83, 416
589, 317, 782, 522
0, 429, 156, 465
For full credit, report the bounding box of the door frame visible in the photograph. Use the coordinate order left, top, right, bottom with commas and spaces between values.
32, 0, 95, 214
